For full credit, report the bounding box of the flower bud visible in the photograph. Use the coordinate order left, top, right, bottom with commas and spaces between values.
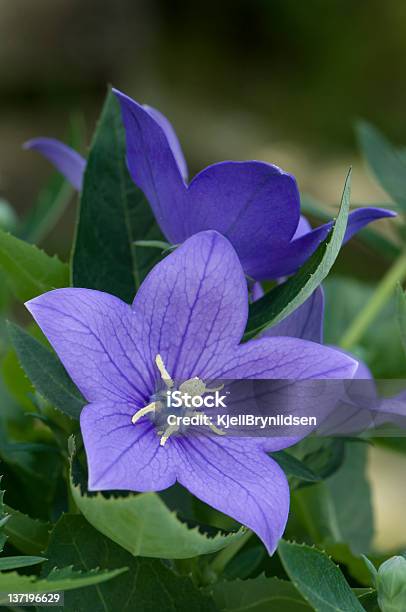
376, 555, 406, 612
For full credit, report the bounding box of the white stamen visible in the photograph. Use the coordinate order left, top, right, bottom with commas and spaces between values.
131, 402, 157, 425
156, 354, 174, 388
160, 424, 179, 446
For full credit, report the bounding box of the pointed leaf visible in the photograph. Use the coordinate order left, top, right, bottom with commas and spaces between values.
396, 283, 406, 357
278, 540, 364, 611
294, 443, 373, 555
8, 321, 84, 419
0, 478, 9, 552
270, 451, 321, 484
0, 555, 45, 570
18, 173, 74, 244
0, 565, 126, 598
71, 460, 245, 559
4, 504, 50, 555
0, 228, 69, 302
357, 120, 406, 211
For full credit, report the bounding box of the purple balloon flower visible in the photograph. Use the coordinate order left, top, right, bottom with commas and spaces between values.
24, 91, 395, 281
25, 231, 357, 553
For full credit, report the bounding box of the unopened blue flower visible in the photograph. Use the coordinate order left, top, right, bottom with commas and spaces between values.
24, 93, 395, 281
25, 231, 357, 553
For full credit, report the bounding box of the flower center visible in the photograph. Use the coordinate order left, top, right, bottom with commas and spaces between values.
131, 354, 225, 446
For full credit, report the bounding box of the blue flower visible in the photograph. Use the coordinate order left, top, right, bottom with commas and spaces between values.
25, 231, 357, 553
24, 91, 395, 281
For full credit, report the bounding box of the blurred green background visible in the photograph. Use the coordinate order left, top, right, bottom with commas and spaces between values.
0, 0, 405, 553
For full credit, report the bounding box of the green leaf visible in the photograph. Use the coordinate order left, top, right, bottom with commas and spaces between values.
0, 555, 45, 570
324, 276, 406, 378
278, 540, 364, 611
2, 345, 36, 411
210, 575, 312, 611
0, 427, 63, 521
363, 555, 378, 585
0, 477, 9, 553
0, 198, 18, 232
71, 486, 245, 561
293, 444, 373, 555
224, 545, 265, 580
357, 120, 406, 211
43, 514, 216, 612
72, 89, 164, 301
0, 227, 69, 302
0, 565, 126, 598
323, 443, 373, 555
396, 282, 406, 357
291, 437, 346, 482
270, 450, 321, 484
244, 170, 351, 339
4, 504, 50, 555
8, 321, 84, 419
325, 544, 375, 586
71, 459, 245, 559
18, 173, 74, 244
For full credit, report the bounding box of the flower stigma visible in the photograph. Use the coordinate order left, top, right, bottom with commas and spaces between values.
131, 354, 225, 446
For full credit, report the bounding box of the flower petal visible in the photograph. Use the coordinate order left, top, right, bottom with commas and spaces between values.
292, 215, 312, 239
251, 281, 264, 301
185, 161, 300, 277
252, 207, 396, 279
23, 138, 86, 191
144, 105, 188, 181
176, 435, 289, 554
81, 401, 177, 491
262, 287, 324, 343
25, 288, 152, 405
211, 336, 357, 380
132, 230, 248, 381
113, 89, 187, 243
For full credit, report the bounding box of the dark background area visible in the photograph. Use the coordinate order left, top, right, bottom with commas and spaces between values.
1, 0, 405, 215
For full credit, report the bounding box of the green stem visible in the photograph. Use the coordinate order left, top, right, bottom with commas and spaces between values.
209, 529, 253, 576
340, 251, 406, 350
